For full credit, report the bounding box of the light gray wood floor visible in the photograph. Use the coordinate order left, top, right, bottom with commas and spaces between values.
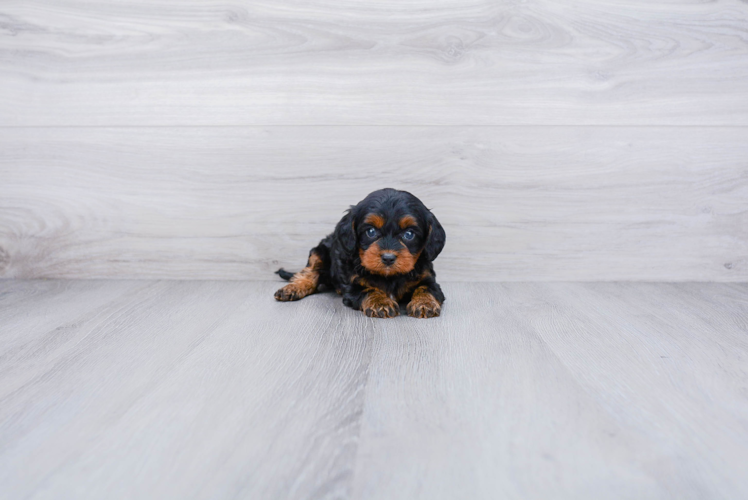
1, 280, 747, 499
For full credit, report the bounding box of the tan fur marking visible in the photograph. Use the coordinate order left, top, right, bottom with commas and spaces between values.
364, 213, 385, 229
407, 286, 441, 318
361, 287, 399, 318
399, 215, 417, 229
307, 253, 323, 270
274, 252, 323, 301
360, 243, 420, 277
395, 270, 432, 301
353, 275, 371, 288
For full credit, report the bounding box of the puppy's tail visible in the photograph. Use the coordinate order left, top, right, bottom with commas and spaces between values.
275, 268, 295, 281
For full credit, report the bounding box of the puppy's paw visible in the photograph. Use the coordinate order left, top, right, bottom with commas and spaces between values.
275, 284, 310, 301
407, 288, 441, 318
363, 302, 400, 318
362, 292, 399, 318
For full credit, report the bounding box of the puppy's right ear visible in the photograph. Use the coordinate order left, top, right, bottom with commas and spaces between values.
335, 208, 357, 254
424, 210, 446, 261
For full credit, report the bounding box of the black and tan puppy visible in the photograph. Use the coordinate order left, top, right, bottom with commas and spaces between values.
274, 188, 445, 318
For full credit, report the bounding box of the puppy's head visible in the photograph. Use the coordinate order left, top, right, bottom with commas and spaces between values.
335, 188, 445, 277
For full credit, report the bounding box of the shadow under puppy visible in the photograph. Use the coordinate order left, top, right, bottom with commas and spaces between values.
275, 188, 445, 318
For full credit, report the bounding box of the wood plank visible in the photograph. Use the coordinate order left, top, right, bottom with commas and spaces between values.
3, 281, 747, 498
351, 282, 748, 499
1, 0, 747, 126
520, 282, 748, 498
0, 279, 148, 364
0, 280, 373, 499
1, 126, 746, 281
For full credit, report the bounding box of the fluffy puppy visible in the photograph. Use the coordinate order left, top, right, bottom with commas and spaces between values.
274, 188, 445, 318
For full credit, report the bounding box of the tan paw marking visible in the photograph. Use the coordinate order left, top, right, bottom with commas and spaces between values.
362, 289, 399, 318
274, 253, 322, 301
274, 283, 313, 301
407, 286, 441, 318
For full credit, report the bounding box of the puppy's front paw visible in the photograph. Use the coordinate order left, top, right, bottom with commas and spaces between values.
363, 302, 399, 318
407, 287, 441, 318
362, 291, 399, 318
275, 284, 309, 301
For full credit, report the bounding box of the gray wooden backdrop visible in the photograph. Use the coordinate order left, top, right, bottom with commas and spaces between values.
1, 0, 747, 281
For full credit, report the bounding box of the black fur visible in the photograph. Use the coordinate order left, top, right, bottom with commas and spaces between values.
275, 188, 446, 317
275, 269, 295, 281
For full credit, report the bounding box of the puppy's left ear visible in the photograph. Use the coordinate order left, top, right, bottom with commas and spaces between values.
334, 208, 357, 254
424, 211, 446, 261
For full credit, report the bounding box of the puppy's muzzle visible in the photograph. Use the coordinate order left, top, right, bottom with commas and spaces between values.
381, 253, 397, 266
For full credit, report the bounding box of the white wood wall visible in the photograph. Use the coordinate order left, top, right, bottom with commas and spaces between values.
1, 0, 746, 281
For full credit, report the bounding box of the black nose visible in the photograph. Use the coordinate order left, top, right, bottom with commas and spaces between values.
381, 253, 397, 266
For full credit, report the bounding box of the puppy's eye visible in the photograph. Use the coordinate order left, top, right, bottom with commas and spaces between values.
366, 228, 378, 238
403, 230, 415, 241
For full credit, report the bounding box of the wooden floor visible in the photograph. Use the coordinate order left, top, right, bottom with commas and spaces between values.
1, 280, 747, 499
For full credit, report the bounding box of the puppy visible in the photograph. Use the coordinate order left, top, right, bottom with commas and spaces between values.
274, 188, 445, 318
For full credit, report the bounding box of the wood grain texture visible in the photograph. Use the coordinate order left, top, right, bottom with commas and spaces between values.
352, 281, 748, 499
1, 0, 747, 126
1, 126, 746, 281
1, 280, 747, 499
0, 280, 373, 499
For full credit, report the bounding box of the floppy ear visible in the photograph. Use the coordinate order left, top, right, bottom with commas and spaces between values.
334, 208, 357, 255
424, 211, 446, 261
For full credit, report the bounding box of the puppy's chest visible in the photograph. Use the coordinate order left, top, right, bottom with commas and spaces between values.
356, 273, 423, 302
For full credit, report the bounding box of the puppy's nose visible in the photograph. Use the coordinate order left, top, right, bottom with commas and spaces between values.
381, 253, 397, 266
